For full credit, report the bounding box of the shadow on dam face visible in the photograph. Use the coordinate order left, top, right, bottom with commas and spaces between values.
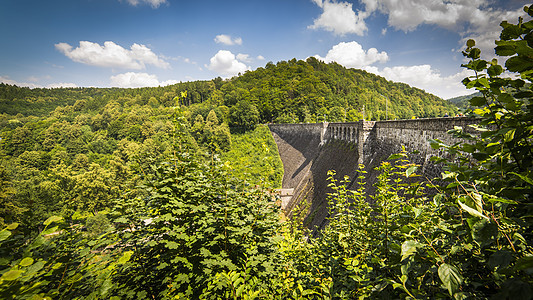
269, 123, 362, 234
269, 118, 479, 235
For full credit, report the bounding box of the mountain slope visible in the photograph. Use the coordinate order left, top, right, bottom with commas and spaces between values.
0, 58, 458, 122
223, 57, 457, 122
447, 92, 481, 109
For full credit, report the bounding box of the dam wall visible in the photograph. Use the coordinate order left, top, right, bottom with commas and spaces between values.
268, 117, 478, 233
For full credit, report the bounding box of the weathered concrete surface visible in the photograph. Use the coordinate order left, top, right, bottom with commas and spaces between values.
274, 188, 294, 210
269, 123, 327, 190
269, 117, 478, 234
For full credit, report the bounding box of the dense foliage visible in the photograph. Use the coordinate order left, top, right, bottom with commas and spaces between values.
224, 57, 457, 122
221, 125, 283, 189
0, 87, 282, 232
1, 58, 456, 125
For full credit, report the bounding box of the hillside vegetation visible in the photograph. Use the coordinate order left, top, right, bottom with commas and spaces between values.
447, 91, 481, 109
1, 57, 456, 124
226, 57, 457, 122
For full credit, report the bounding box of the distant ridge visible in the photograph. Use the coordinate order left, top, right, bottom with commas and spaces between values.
447, 92, 481, 109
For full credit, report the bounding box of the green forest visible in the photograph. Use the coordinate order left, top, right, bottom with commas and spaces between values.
0, 9, 532, 299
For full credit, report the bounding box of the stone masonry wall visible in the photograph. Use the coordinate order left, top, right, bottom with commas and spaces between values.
269, 117, 479, 232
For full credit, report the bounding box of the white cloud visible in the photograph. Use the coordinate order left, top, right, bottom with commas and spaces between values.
207, 50, 249, 77
214, 34, 243, 46
55, 41, 170, 70
315, 41, 388, 69
363, 0, 461, 31
124, 0, 167, 8
460, 7, 524, 59
1, 75, 77, 89
308, 0, 525, 57
110, 72, 177, 88
0, 76, 40, 88
27, 76, 39, 83
47, 82, 78, 88
257, 55, 265, 60
363, 65, 473, 99
309, 0, 368, 36
361, 0, 525, 58
311, 0, 323, 8
236, 53, 252, 63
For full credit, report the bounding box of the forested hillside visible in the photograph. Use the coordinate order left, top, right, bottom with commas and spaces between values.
224, 57, 456, 122
1, 58, 456, 124
447, 91, 481, 109
0, 90, 283, 231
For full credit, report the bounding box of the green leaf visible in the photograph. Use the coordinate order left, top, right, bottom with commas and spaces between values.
117, 251, 134, 264
442, 171, 457, 180
25, 260, 45, 278
488, 64, 504, 77
498, 93, 515, 103
0, 230, 11, 242
488, 250, 512, 270
438, 263, 463, 296
510, 172, 533, 186
28, 236, 45, 250
42, 226, 59, 235
433, 193, 445, 205
486, 196, 518, 204
458, 200, 488, 220
100, 278, 113, 297
472, 152, 490, 161
471, 193, 483, 212
429, 139, 447, 150
500, 22, 524, 40
400, 274, 408, 284
401, 240, 421, 261
114, 217, 129, 224
506, 56, 533, 73
166, 241, 180, 249
19, 257, 34, 267
514, 256, 533, 272
495, 44, 516, 56
471, 219, 498, 247
467, 48, 481, 59
387, 153, 406, 160
405, 165, 418, 177
236, 284, 245, 297
1, 269, 23, 281
461, 143, 476, 153
43, 216, 63, 226
477, 77, 490, 88
6, 223, 19, 230
412, 207, 422, 218
466, 39, 475, 48
504, 128, 516, 142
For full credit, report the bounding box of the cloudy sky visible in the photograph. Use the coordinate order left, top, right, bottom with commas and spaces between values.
0, 0, 528, 99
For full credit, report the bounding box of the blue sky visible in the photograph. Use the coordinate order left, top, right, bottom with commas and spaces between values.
0, 0, 529, 99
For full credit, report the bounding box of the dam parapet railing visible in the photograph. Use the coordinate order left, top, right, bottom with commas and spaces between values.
269, 117, 477, 144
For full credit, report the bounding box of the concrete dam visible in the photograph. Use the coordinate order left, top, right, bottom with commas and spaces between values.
268, 117, 478, 233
